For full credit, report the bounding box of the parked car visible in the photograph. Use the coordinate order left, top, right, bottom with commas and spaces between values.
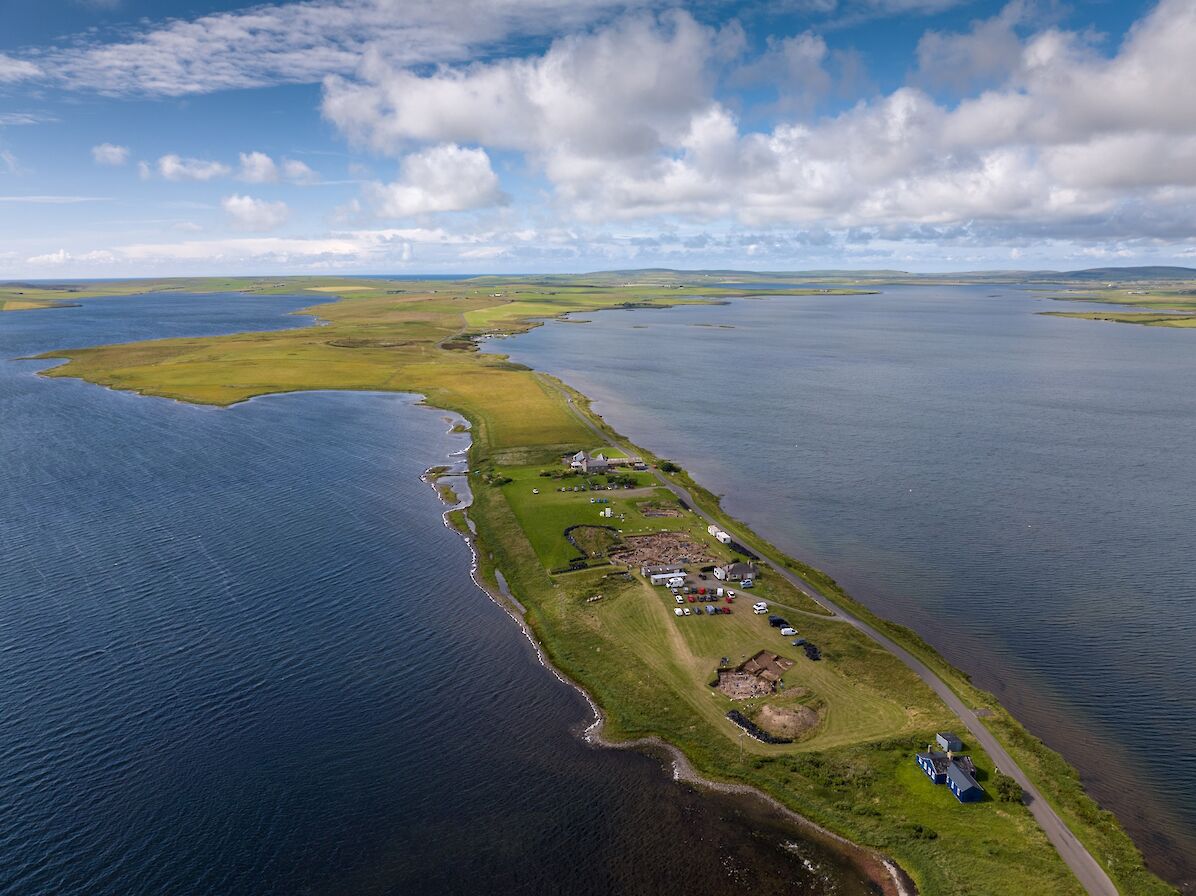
780, 626, 797, 636
674, 607, 684, 616
791, 638, 806, 646
705, 605, 716, 615
752, 601, 768, 614
675, 595, 684, 604
720, 607, 731, 614
741, 579, 754, 588
683, 607, 691, 616
687, 595, 696, 603
768, 615, 787, 627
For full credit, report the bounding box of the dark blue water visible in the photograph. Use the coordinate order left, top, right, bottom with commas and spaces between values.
0, 294, 874, 895
487, 285, 1196, 891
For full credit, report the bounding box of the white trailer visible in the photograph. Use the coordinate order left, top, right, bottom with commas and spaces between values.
716, 532, 732, 545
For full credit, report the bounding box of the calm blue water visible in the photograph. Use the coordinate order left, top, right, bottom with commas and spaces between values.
0, 293, 873, 895
488, 284, 1196, 891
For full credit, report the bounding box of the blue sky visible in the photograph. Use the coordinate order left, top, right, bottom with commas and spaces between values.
0, 0, 1190, 276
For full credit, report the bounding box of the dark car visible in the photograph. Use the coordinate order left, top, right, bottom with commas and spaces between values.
768, 615, 788, 628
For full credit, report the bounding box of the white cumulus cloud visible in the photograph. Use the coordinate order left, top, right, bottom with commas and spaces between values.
282, 158, 319, 184
91, 143, 130, 166
238, 151, 278, 182
221, 194, 291, 231
157, 154, 231, 181
367, 144, 507, 217
323, 1, 1196, 244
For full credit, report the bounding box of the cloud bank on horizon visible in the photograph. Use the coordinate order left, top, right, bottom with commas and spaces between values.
0, 0, 1193, 275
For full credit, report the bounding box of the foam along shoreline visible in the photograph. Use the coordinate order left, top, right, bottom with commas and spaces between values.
421, 412, 915, 896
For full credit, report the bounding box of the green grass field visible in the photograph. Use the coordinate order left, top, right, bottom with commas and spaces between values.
17, 273, 1177, 895
1043, 283, 1196, 327
468, 480, 1086, 895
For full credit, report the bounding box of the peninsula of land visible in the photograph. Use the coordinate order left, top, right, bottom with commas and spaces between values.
14, 271, 1181, 896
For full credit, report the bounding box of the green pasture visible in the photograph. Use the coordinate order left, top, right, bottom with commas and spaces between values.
472, 481, 1084, 895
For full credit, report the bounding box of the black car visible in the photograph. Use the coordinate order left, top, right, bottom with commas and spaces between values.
768, 615, 788, 628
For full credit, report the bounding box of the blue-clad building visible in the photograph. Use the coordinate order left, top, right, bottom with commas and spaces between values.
916, 750, 951, 784
915, 749, 984, 802
946, 761, 984, 802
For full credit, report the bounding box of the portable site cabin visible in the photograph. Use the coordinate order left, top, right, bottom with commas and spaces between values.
936, 732, 964, 752
642, 564, 684, 578
707, 524, 733, 544
649, 571, 686, 586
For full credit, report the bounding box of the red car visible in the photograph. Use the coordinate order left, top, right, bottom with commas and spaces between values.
687, 595, 697, 602
721, 607, 731, 614
698, 588, 706, 595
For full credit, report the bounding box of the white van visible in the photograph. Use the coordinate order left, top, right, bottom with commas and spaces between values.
780, 626, 797, 636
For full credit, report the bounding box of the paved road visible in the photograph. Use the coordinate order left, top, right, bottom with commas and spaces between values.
548, 378, 1119, 896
